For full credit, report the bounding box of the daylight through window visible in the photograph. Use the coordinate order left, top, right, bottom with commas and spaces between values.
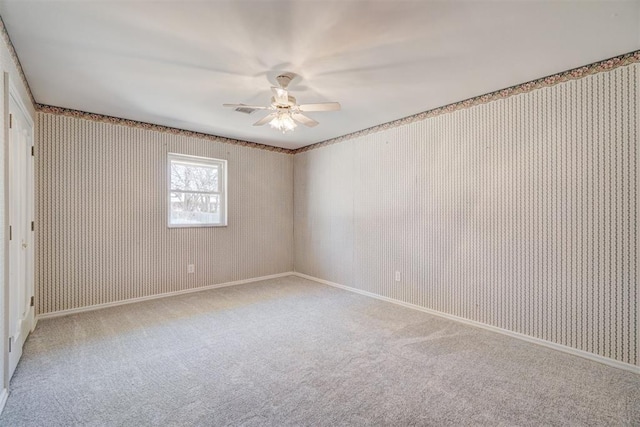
168, 153, 227, 227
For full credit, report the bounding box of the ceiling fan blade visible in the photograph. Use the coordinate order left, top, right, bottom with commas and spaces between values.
253, 113, 277, 126
223, 103, 268, 109
271, 87, 289, 105
291, 112, 319, 127
298, 102, 341, 112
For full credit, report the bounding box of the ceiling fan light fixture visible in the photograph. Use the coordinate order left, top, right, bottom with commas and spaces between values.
269, 111, 297, 133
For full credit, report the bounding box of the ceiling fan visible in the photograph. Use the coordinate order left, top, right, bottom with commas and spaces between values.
223, 73, 341, 133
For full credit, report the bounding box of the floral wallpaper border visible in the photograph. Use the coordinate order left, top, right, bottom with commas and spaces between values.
36, 104, 293, 154
293, 49, 640, 154
38, 50, 640, 155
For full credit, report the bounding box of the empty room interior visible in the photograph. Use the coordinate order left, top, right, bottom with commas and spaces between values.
0, 0, 638, 425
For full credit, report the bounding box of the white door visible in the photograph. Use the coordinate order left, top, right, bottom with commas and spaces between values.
7, 90, 34, 379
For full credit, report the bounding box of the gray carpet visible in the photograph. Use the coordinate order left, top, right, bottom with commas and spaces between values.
1, 276, 638, 426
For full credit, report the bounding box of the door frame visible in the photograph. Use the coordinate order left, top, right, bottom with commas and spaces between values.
2, 73, 35, 392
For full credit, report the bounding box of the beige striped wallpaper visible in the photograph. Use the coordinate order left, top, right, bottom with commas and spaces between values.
294, 64, 639, 367
36, 113, 293, 315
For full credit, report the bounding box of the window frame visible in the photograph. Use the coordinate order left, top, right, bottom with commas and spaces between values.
167, 152, 228, 228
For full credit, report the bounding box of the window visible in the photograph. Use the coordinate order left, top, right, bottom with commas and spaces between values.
168, 153, 227, 227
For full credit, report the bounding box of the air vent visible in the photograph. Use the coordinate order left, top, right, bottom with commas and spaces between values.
234, 107, 257, 115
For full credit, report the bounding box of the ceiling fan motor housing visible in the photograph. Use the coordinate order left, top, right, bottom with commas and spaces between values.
276, 73, 295, 89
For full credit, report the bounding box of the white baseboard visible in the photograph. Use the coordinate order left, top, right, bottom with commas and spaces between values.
37, 272, 295, 320
0, 388, 7, 415
293, 272, 640, 375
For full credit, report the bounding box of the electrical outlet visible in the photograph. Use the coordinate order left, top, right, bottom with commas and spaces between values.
187, 264, 195, 274
395, 271, 401, 282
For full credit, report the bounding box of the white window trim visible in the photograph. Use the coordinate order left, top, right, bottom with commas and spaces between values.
167, 152, 228, 228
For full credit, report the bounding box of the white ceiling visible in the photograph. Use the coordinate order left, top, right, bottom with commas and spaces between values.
1, 1, 638, 150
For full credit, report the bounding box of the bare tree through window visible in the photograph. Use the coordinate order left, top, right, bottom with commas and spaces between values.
168, 154, 226, 226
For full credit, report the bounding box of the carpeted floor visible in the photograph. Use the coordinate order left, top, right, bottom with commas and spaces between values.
1, 275, 638, 426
